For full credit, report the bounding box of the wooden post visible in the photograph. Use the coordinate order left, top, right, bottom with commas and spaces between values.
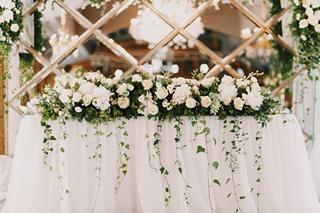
0, 57, 6, 154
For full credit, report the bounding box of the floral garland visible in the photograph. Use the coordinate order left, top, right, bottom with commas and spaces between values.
24, 68, 280, 210
291, 0, 320, 72
0, 0, 23, 57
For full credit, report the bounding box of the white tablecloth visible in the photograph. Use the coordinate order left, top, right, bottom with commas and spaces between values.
2, 114, 320, 213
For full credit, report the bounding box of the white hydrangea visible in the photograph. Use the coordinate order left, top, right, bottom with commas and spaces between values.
242, 89, 264, 110
218, 77, 237, 105
172, 84, 192, 104
131, 74, 142, 82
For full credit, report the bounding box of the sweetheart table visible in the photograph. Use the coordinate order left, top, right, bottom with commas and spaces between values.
2, 114, 320, 213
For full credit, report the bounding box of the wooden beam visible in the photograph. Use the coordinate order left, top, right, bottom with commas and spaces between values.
0, 57, 6, 154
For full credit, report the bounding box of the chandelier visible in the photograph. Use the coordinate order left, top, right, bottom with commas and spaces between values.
129, 0, 205, 49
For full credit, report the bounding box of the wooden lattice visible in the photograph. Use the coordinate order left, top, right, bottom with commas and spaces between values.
7, 0, 294, 115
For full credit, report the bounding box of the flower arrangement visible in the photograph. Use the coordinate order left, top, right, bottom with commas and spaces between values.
34, 70, 280, 125
291, 0, 320, 72
0, 0, 23, 56
26, 68, 280, 210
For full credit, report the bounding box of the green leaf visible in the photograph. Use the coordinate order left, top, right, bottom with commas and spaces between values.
213, 179, 220, 186
239, 196, 246, 199
212, 161, 219, 170
196, 145, 206, 153
60, 147, 65, 153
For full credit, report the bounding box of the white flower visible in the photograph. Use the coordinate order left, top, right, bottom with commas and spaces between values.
1, 10, 13, 23
200, 96, 212, 108
200, 64, 209, 73
172, 77, 187, 85
186, 97, 197, 108
127, 84, 134, 91
221, 75, 234, 84
296, 13, 301, 20
147, 102, 159, 115
192, 85, 199, 94
75, 106, 82, 113
201, 78, 215, 87
236, 79, 250, 88
250, 77, 258, 83
116, 83, 128, 95
315, 24, 320, 33
301, 35, 307, 41
114, 69, 123, 78
218, 83, 237, 105
92, 86, 110, 98
132, 74, 142, 82
171, 64, 179, 73
79, 82, 95, 95
82, 94, 93, 106
167, 84, 175, 94
118, 97, 130, 109
172, 84, 192, 104
138, 95, 146, 104
299, 19, 309, 28
234, 97, 244, 111
308, 15, 318, 26
10, 23, 19, 32
101, 78, 113, 86
155, 87, 169, 99
306, 7, 314, 16
162, 99, 170, 108
142, 79, 153, 90
59, 89, 72, 104
72, 92, 82, 103
242, 90, 264, 110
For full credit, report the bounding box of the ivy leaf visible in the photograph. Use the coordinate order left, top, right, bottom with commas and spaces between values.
212, 161, 219, 170
213, 179, 220, 186
196, 145, 206, 153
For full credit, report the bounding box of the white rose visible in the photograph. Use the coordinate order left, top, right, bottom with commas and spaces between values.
72, 92, 82, 103
127, 84, 134, 91
299, 19, 309, 28
221, 75, 234, 84
315, 24, 320, 33
155, 87, 169, 99
162, 99, 170, 108
82, 94, 93, 106
306, 7, 314, 16
308, 15, 318, 26
234, 97, 244, 111
10, 24, 19, 32
200, 96, 212, 108
116, 83, 128, 95
132, 74, 142, 82
147, 103, 159, 115
79, 82, 95, 95
200, 64, 209, 73
142, 79, 153, 90
296, 13, 301, 20
114, 69, 123, 78
74, 106, 82, 113
118, 97, 130, 109
138, 95, 146, 104
186, 97, 197, 109
101, 78, 113, 86
92, 86, 110, 98
171, 64, 179, 73
301, 35, 307, 41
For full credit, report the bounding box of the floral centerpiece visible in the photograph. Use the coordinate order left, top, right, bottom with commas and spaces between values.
0, 0, 23, 56
34, 70, 280, 125
26, 69, 280, 211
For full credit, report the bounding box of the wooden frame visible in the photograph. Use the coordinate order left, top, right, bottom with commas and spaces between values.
6, 0, 296, 114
